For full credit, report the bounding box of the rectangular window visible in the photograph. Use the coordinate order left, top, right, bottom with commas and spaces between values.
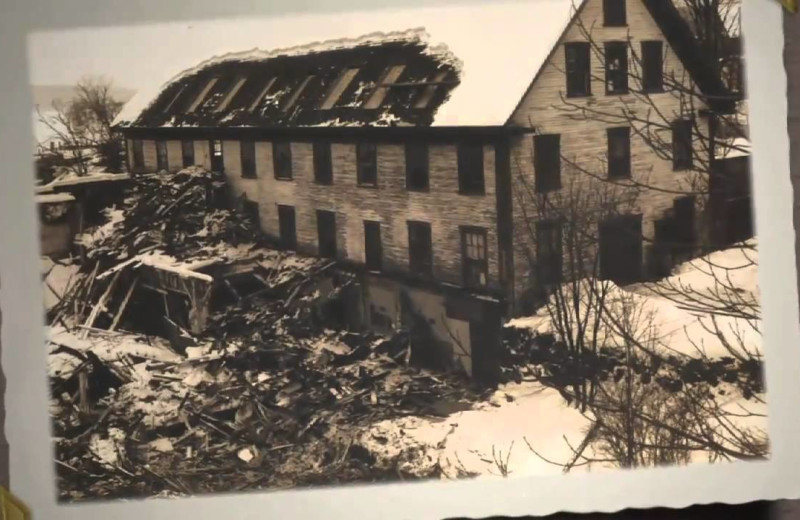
565, 42, 591, 97
181, 140, 195, 168
248, 77, 277, 112
405, 141, 429, 191
215, 76, 248, 112
273, 141, 292, 180
356, 142, 378, 186
282, 75, 314, 113
607, 127, 631, 179
364, 221, 382, 271
156, 140, 168, 171
408, 221, 433, 277
210, 140, 224, 172
278, 205, 297, 250
457, 142, 485, 195
132, 139, 144, 170
313, 142, 333, 184
317, 210, 337, 258
536, 220, 563, 286
319, 68, 360, 109
605, 42, 629, 95
365, 65, 406, 109
672, 119, 693, 170
534, 134, 561, 193
461, 226, 488, 288
243, 199, 260, 226
603, 0, 627, 26
641, 41, 664, 92
240, 140, 256, 179
187, 77, 219, 113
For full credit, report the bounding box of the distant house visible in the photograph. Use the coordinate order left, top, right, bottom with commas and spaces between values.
113, 0, 744, 380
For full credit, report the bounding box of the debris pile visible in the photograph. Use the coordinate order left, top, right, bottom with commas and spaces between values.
46, 167, 479, 500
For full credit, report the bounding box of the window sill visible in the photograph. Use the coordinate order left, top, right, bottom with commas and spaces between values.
605, 90, 630, 96
358, 183, 378, 189
274, 176, 294, 182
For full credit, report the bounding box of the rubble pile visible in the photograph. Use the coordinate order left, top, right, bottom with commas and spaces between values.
46, 167, 479, 501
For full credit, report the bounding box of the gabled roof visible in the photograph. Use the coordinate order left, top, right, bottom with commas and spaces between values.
113, 0, 576, 129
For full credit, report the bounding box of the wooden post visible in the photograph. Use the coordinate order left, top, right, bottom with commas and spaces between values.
110, 277, 139, 331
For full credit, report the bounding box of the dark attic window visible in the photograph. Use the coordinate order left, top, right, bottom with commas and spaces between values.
457, 142, 485, 195
181, 140, 195, 168
156, 140, 168, 171
210, 139, 224, 172
607, 127, 631, 179
240, 140, 257, 179
641, 41, 664, 93
603, 0, 627, 27
273, 141, 293, 180
605, 42, 629, 95
534, 134, 561, 193
356, 142, 378, 187
313, 142, 333, 184
405, 141, 429, 192
565, 42, 591, 98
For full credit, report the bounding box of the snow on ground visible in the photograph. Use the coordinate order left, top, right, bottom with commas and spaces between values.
365, 381, 594, 479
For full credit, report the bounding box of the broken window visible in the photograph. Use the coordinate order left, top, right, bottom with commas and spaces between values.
364, 220, 382, 271
457, 142, 485, 195
273, 141, 292, 180
215, 76, 248, 112
534, 134, 561, 193
405, 141, 429, 191
461, 226, 488, 288
607, 127, 631, 179
565, 42, 591, 97
641, 41, 664, 92
210, 139, 224, 172
605, 42, 629, 95
156, 140, 168, 171
536, 220, 563, 286
356, 142, 377, 187
181, 140, 195, 168
187, 76, 219, 113
278, 205, 297, 250
672, 119, 693, 170
282, 75, 315, 113
407, 221, 433, 277
132, 139, 144, 170
248, 77, 277, 112
240, 140, 257, 178
603, 0, 626, 26
319, 68, 360, 110
313, 142, 333, 184
317, 210, 337, 258
364, 65, 406, 109
414, 70, 449, 109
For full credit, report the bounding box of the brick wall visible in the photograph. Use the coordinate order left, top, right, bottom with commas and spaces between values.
507, 0, 710, 310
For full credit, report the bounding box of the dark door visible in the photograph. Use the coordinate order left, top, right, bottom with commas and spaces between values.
209, 140, 224, 172
599, 214, 643, 284
317, 210, 337, 258
278, 205, 296, 250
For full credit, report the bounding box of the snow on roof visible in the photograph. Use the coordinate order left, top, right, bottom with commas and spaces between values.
35, 172, 131, 194
114, 0, 577, 128
35, 192, 75, 204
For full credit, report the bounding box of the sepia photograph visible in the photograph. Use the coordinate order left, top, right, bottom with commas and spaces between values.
28, 0, 765, 502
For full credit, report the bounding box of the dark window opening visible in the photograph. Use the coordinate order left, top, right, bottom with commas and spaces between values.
243, 199, 259, 226
461, 226, 488, 288
672, 119, 693, 170
357, 142, 378, 186
364, 221, 383, 271
181, 140, 195, 168
313, 142, 333, 185
603, 0, 627, 26
599, 214, 643, 284
132, 139, 144, 170
273, 141, 292, 180
405, 141, 429, 191
408, 221, 433, 277
317, 210, 337, 258
605, 42, 629, 95
278, 205, 297, 250
240, 140, 256, 178
156, 140, 168, 171
607, 127, 631, 179
210, 140, 224, 172
457, 142, 485, 195
565, 42, 591, 97
534, 134, 561, 193
536, 220, 563, 286
641, 41, 664, 93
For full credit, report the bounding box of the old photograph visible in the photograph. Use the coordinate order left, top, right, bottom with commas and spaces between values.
30, 0, 764, 502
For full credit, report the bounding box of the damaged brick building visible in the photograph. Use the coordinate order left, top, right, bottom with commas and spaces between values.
113, 0, 748, 380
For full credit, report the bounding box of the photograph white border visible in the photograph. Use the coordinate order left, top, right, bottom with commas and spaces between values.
0, 0, 798, 517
